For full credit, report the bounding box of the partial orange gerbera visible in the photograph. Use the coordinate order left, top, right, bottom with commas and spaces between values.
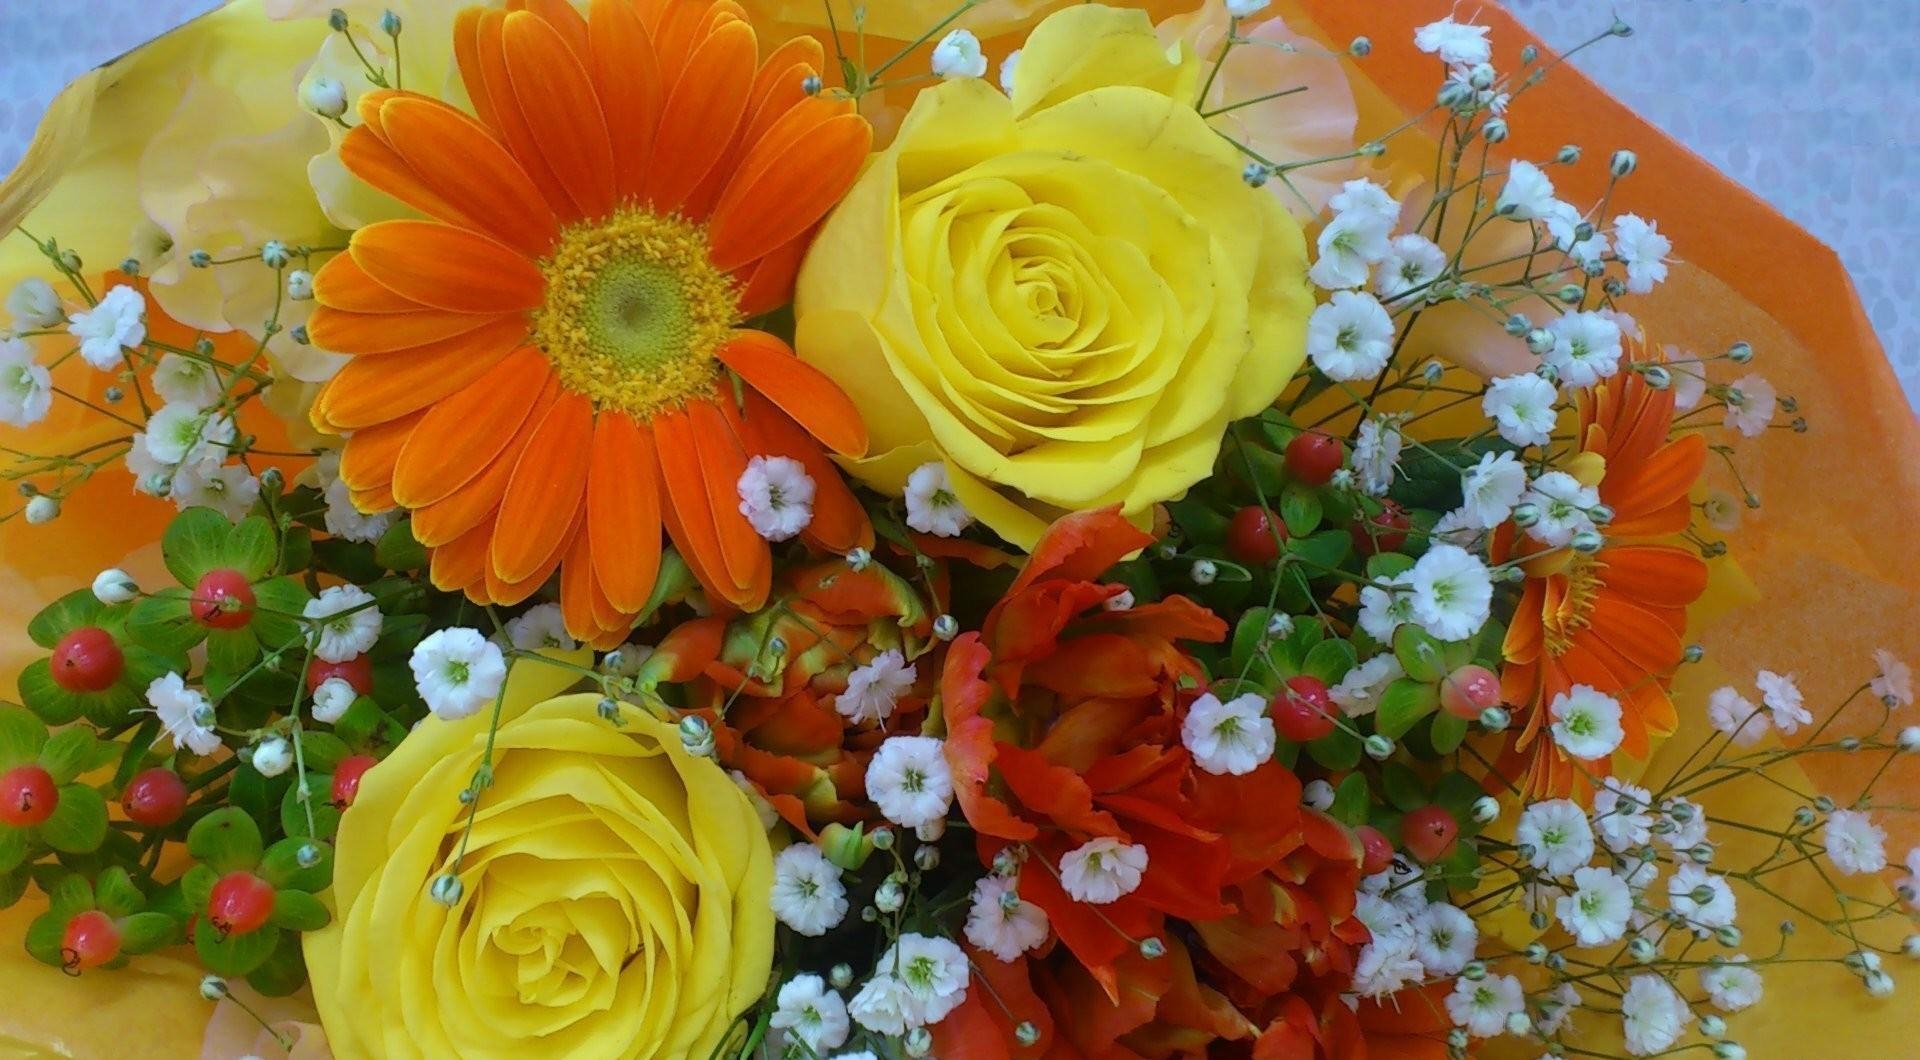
1494, 355, 1710, 797
307, 0, 874, 646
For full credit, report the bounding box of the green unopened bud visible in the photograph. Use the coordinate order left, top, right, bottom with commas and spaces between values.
1556, 283, 1585, 304
1363, 734, 1394, 761
1483, 117, 1509, 143
1570, 529, 1605, 554
904, 1027, 933, 1057
199, 975, 229, 1000
1525, 327, 1554, 354
1015, 1022, 1041, 1046
189, 249, 212, 268
870, 826, 896, 851
1520, 43, 1539, 64
1348, 36, 1371, 57
1138, 937, 1166, 959
1479, 707, 1510, 732
1525, 942, 1549, 964
379, 9, 402, 35
1461, 960, 1487, 981
1504, 313, 1531, 336
1511, 502, 1541, 528
1242, 162, 1270, 189
933, 614, 959, 641
328, 8, 349, 31
1684, 644, 1705, 663
677, 714, 714, 757
430, 873, 464, 906
913, 844, 941, 870
1190, 559, 1218, 586
1628, 936, 1656, 962
874, 877, 906, 913
1728, 340, 1753, 363
261, 240, 291, 269
1815, 794, 1836, 813
1556, 144, 1582, 164
1642, 364, 1672, 390
1714, 924, 1742, 947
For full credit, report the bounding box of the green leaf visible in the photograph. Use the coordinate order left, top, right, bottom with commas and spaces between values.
332, 697, 383, 749
1306, 726, 1363, 771
1392, 624, 1448, 683
0, 867, 27, 910
1287, 528, 1352, 577
261, 837, 332, 893
1166, 495, 1229, 546
188, 807, 264, 873
127, 589, 205, 656
118, 911, 180, 954
27, 590, 103, 649
269, 889, 330, 932
79, 682, 143, 729
1429, 711, 1470, 755
229, 762, 273, 820
94, 866, 145, 918
1280, 485, 1323, 538
250, 577, 311, 652
227, 516, 279, 581
1329, 772, 1371, 827
1380, 762, 1427, 813
635, 549, 696, 626
46, 873, 93, 917
310, 538, 384, 585
36, 784, 108, 853
0, 827, 29, 874
246, 929, 311, 997
278, 524, 314, 576
16, 660, 86, 725
282, 776, 341, 841
0, 705, 48, 769
297, 732, 351, 773
1433, 769, 1485, 825
375, 519, 427, 572
180, 864, 218, 912
196, 921, 280, 977
24, 909, 65, 967
1375, 678, 1441, 740
1301, 639, 1357, 685
37, 726, 99, 785
206, 628, 262, 674
163, 507, 237, 588
1365, 552, 1417, 581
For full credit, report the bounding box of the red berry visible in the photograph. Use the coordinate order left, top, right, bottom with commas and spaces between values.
1439, 664, 1503, 719
1272, 675, 1337, 743
122, 767, 188, 827
190, 569, 256, 630
1285, 431, 1344, 487
1227, 506, 1287, 567
1350, 500, 1410, 556
61, 910, 121, 972
306, 654, 374, 696
207, 872, 276, 937
49, 627, 124, 694
1356, 825, 1394, 875
0, 765, 59, 827
332, 755, 379, 809
1402, 805, 1460, 864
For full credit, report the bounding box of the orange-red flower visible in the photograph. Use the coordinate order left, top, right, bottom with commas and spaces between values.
308, 0, 874, 647
1494, 357, 1710, 796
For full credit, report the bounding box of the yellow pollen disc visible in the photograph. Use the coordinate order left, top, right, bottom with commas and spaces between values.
1542, 555, 1605, 657
532, 208, 738, 419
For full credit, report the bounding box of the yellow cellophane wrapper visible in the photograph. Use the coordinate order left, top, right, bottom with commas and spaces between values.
1, 0, 1915, 1057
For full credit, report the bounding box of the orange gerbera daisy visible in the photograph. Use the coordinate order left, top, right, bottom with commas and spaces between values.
307, 0, 874, 646
1493, 355, 1710, 797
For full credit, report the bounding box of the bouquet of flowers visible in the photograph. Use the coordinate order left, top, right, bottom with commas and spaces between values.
1, 1, 1915, 1058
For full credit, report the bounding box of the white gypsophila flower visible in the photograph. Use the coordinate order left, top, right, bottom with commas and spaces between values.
0, 338, 53, 428
880, 933, 969, 1027
1414, 16, 1492, 67
904, 462, 973, 537
847, 974, 913, 1036
322, 472, 396, 544
1548, 684, 1625, 761
1668, 864, 1737, 931
1374, 233, 1448, 303
1181, 691, 1276, 776
1658, 796, 1709, 850
836, 649, 916, 726
1700, 488, 1743, 533
304, 584, 384, 663
1351, 418, 1402, 497
141, 403, 228, 467
964, 875, 1050, 962
1516, 799, 1596, 877
91, 568, 138, 605
1621, 974, 1692, 1056
505, 602, 576, 653
151, 353, 222, 407
1495, 160, 1556, 221
1414, 903, 1476, 976
1408, 543, 1493, 641
1331, 654, 1403, 717
6, 277, 64, 330
1362, 860, 1429, 916
1522, 471, 1600, 548
311, 676, 357, 724
1350, 933, 1424, 998
1309, 212, 1391, 290
409, 627, 508, 720
145, 672, 222, 756
169, 461, 259, 521
1593, 777, 1654, 854
66, 284, 147, 370
1428, 509, 1484, 550
252, 737, 294, 778
1666, 359, 1708, 414
1557, 865, 1633, 947
930, 28, 987, 79
1445, 973, 1524, 1038
1357, 574, 1414, 642
125, 433, 173, 496
1723, 373, 1777, 438
1225, 0, 1271, 16
1059, 837, 1147, 904
1482, 372, 1559, 448
1706, 686, 1769, 747
1755, 669, 1810, 734
772, 843, 849, 937
1307, 290, 1395, 381
1611, 213, 1671, 293
1544, 311, 1623, 389
1459, 450, 1528, 530
997, 49, 1020, 95
1544, 200, 1608, 266
736, 455, 815, 542
865, 735, 953, 829
1536, 982, 1582, 1037
1824, 809, 1888, 875
771, 974, 851, 1053
1873, 649, 1915, 707
1701, 956, 1763, 1012
1329, 178, 1402, 228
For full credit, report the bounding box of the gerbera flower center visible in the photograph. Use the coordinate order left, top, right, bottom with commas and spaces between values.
1542, 555, 1604, 657
532, 207, 738, 418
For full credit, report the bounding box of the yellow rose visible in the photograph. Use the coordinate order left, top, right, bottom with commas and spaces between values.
303, 655, 774, 1059
792, 4, 1312, 547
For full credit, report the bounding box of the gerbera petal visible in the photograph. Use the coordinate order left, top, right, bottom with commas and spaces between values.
392, 347, 553, 508
492, 391, 594, 584
337, 127, 491, 238
588, 0, 663, 198
312, 321, 521, 431
453, 8, 499, 129
430, 520, 493, 598
1585, 594, 1684, 674
586, 412, 664, 613
338, 411, 424, 493
312, 252, 423, 314
1600, 433, 1707, 528
738, 389, 872, 553
502, 9, 617, 219
734, 228, 810, 319
308, 304, 510, 355
469, 9, 581, 221
744, 36, 827, 145
687, 398, 771, 604
644, 17, 756, 214
373, 93, 559, 257
412, 376, 561, 548
653, 406, 745, 606
708, 103, 870, 271
349, 220, 544, 314
1597, 544, 1709, 609
524, 0, 591, 58
717, 330, 868, 457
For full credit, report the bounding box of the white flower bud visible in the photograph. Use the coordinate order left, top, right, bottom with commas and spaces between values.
251, 736, 295, 777
430, 873, 464, 906
260, 241, 291, 269
1700, 1014, 1727, 1038
92, 568, 139, 604
1867, 970, 1895, 997
1610, 149, 1637, 177
1302, 779, 1335, 811
199, 975, 230, 1000
303, 76, 349, 118
1363, 734, 1394, 760
1472, 795, 1500, 823
23, 495, 58, 524
1190, 559, 1218, 586
678, 714, 715, 757
287, 269, 314, 300
1479, 706, 1510, 732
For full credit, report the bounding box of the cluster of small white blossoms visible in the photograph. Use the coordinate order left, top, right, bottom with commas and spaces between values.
309, 449, 397, 544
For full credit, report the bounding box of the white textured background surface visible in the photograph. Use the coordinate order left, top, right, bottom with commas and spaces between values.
1, 0, 1915, 407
